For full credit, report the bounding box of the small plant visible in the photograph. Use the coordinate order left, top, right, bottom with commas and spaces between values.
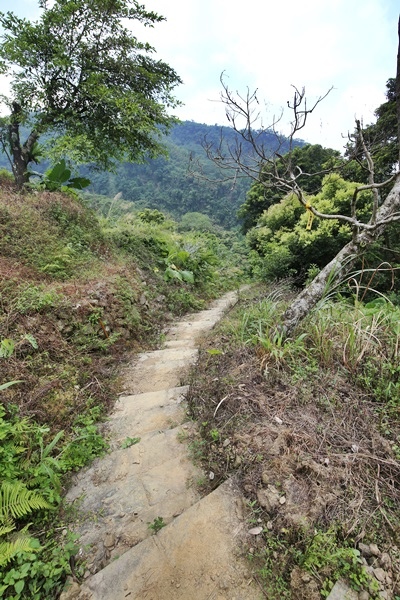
36, 160, 90, 192
147, 517, 166, 534
209, 428, 220, 442
120, 437, 141, 449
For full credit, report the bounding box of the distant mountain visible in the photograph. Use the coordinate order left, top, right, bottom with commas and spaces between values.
0, 120, 304, 228
85, 121, 304, 228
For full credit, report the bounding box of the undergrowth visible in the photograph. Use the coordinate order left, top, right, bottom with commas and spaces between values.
186, 285, 400, 599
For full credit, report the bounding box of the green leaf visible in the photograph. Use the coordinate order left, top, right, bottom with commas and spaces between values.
180, 270, 194, 283
23, 333, 38, 349
0, 339, 15, 358
0, 380, 23, 391
165, 266, 183, 281
67, 176, 91, 190
0, 481, 52, 521
14, 580, 25, 594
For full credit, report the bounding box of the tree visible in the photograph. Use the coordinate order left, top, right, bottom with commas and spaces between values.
247, 174, 373, 283
205, 20, 400, 335
238, 144, 341, 232
0, 0, 182, 188
345, 78, 398, 183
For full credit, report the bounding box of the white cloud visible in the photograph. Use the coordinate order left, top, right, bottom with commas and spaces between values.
2, 0, 398, 152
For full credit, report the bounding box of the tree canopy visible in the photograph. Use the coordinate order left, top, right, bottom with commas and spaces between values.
237, 144, 340, 232
0, 0, 182, 187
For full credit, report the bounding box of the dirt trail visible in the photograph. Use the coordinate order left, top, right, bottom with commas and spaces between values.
61, 291, 261, 600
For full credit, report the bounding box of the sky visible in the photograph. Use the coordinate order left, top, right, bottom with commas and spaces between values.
1, 0, 399, 153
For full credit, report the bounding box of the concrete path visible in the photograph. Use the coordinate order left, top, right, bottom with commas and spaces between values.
61, 291, 261, 600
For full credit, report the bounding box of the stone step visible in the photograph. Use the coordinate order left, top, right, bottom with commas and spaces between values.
65, 424, 202, 569
68, 479, 261, 600
109, 386, 189, 442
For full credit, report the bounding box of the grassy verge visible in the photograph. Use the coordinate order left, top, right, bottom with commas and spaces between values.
186, 284, 400, 599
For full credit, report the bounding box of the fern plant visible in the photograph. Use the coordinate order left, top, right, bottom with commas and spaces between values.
0, 481, 50, 566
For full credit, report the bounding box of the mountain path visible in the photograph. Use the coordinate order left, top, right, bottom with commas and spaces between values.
61, 291, 262, 600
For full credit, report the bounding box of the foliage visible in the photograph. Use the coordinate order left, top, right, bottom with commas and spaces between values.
0, 534, 80, 599
178, 212, 216, 232
238, 144, 341, 232
0, 481, 50, 567
0, 0, 181, 186
0, 191, 105, 279
120, 437, 141, 449
147, 516, 166, 534
247, 174, 373, 284
137, 208, 166, 224
34, 161, 90, 192
345, 78, 398, 183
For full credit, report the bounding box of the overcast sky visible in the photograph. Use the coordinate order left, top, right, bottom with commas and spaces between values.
3, 0, 399, 153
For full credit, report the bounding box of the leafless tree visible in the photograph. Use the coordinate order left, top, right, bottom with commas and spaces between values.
199, 21, 400, 336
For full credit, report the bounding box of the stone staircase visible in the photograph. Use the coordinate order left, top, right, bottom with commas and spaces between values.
61, 291, 261, 600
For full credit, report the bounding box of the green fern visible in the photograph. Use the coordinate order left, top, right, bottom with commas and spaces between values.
0, 481, 51, 521
0, 532, 35, 566
0, 482, 49, 567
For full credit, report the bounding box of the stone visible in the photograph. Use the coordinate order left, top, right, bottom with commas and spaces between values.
380, 552, 392, 570
358, 543, 372, 557
59, 579, 81, 600
326, 579, 358, 600
369, 543, 380, 556
256, 484, 280, 512
103, 533, 116, 549
358, 591, 370, 600
261, 471, 270, 485
373, 568, 386, 583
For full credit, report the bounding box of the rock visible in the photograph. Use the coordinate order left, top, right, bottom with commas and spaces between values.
59, 579, 81, 600
380, 552, 392, 570
256, 485, 280, 512
373, 568, 386, 583
103, 533, 116, 549
326, 579, 358, 600
369, 543, 380, 556
359, 543, 372, 557
139, 293, 147, 306
358, 591, 370, 600
261, 471, 270, 485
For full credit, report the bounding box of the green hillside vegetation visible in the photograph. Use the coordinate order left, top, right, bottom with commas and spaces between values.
0, 171, 247, 597
85, 121, 303, 229
0, 120, 302, 229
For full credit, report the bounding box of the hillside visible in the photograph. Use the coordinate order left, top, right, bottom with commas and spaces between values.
84, 121, 304, 229
0, 121, 304, 229
0, 173, 247, 597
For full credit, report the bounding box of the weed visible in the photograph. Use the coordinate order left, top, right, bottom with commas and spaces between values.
147, 517, 166, 534
209, 428, 220, 442
120, 437, 141, 449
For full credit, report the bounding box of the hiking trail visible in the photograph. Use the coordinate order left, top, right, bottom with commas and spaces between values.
61, 291, 261, 600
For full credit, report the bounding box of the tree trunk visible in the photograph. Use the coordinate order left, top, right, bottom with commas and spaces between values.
8, 103, 39, 189
281, 175, 400, 335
